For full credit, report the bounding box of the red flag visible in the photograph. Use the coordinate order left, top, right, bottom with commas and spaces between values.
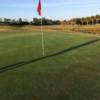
37, 0, 41, 16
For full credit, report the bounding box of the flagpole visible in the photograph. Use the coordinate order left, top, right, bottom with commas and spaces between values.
41, 17, 45, 56
37, 0, 45, 56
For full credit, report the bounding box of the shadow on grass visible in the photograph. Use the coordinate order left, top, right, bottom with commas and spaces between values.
0, 38, 100, 74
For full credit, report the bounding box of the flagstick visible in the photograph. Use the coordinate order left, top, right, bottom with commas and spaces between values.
41, 17, 45, 56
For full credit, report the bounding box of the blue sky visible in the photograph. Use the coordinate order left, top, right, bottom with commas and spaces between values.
0, 0, 100, 20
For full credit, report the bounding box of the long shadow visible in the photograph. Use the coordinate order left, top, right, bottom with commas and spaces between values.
0, 38, 100, 74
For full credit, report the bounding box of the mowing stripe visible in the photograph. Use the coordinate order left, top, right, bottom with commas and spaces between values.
0, 38, 100, 74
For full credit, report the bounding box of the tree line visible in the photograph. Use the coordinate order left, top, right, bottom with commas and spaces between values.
0, 15, 100, 26
66, 15, 100, 25
0, 17, 61, 25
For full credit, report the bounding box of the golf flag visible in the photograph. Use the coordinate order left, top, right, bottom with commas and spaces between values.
37, 0, 41, 16
37, 0, 44, 56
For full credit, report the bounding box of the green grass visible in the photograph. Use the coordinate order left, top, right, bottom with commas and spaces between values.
0, 31, 100, 100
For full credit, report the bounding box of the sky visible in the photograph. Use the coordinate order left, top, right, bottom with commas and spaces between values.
0, 0, 100, 20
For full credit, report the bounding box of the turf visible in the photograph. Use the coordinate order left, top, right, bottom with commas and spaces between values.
0, 31, 100, 100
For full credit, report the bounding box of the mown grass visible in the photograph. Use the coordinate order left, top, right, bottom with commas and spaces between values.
0, 31, 100, 100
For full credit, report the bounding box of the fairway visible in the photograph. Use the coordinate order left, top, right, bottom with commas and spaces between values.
0, 31, 100, 100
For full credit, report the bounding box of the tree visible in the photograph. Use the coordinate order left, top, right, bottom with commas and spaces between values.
18, 18, 23, 24
91, 16, 95, 25
53, 20, 61, 25
85, 17, 90, 25
75, 18, 81, 25
96, 15, 100, 24
33, 18, 41, 25
4, 18, 11, 24
81, 17, 85, 25
0, 18, 2, 22
10, 19, 17, 25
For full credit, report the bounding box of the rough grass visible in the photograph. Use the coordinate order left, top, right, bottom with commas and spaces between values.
0, 31, 100, 100
0, 24, 100, 34
74, 24, 100, 34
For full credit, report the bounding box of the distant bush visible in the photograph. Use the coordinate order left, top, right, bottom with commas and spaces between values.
0, 17, 61, 26
66, 14, 100, 25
